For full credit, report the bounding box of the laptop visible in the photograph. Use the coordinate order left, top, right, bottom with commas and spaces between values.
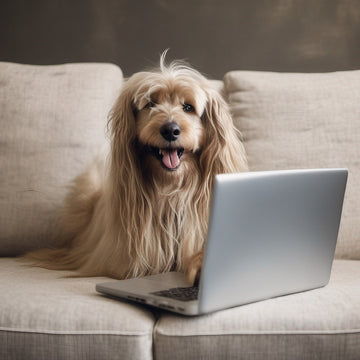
96, 168, 348, 316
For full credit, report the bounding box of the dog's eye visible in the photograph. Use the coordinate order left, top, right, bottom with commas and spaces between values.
183, 103, 195, 113
144, 101, 155, 109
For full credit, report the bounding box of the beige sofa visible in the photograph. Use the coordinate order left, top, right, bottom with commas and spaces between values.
0, 62, 359, 360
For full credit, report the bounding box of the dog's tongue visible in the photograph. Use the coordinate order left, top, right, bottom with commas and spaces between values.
162, 149, 180, 169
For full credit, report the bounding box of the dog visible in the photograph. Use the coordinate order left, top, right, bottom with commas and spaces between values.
26, 54, 248, 285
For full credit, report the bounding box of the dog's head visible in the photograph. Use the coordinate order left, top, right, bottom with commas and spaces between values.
109, 54, 247, 188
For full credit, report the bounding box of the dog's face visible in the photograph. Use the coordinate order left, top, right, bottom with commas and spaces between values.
133, 73, 208, 176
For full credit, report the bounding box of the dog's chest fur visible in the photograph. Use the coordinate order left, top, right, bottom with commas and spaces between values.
135, 178, 208, 276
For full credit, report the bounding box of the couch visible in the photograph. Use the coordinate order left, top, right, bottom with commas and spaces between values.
0, 61, 359, 360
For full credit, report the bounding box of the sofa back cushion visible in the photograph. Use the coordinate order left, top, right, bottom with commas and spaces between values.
0, 62, 122, 256
224, 70, 360, 259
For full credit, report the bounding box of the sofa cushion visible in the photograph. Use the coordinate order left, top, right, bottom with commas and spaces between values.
224, 70, 360, 259
0, 258, 155, 360
0, 62, 122, 256
154, 260, 360, 360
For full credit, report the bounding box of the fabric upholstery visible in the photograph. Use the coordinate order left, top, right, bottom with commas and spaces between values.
0, 62, 122, 256
209, 79, 225, 96
0, 258, 155, 360
224, 70, 360, 259
154, 260, 360, 360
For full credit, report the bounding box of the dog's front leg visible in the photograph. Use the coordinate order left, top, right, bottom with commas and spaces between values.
185, 251, 203, 286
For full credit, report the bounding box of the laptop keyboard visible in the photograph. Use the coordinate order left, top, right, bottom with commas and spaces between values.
151, 286, 199, 302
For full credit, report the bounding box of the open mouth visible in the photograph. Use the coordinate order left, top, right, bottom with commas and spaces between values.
148, 146, 184, 171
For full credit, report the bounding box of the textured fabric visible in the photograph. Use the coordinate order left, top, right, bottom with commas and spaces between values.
209, 79, 225, 96
0, 258, 154, 360
224, 70, 360, 259
154, 260, 360, 360
0, 62, 122, 256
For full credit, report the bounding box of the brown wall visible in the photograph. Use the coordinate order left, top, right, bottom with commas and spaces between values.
1, 0, 359, 78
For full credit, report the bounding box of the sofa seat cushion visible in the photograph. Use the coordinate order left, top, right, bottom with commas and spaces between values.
224, 70, 360, 259
0, 258, 155, 360
0, 62, 122, 256
154, 260, 360, 360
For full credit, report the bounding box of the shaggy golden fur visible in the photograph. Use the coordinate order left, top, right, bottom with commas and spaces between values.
26, 54, 248, 284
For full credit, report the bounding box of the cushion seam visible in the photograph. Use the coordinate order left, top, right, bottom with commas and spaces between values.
0, 327, 152, 336
154, 329, 360, 337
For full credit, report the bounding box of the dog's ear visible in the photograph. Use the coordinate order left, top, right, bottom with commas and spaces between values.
108, 80, 144, 183
107, 80, 148, 225
108, 81, 138, 172
200, 87, 248, 177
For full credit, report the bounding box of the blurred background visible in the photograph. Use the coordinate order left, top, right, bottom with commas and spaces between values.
0, 0, 359, 78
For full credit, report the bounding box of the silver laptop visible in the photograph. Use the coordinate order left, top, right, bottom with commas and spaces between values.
96, 168, 348, 316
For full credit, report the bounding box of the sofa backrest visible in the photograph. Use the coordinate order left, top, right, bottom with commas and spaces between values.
0, 62, 122, 256
224, 70, 360, 259
0, 62, 358, 260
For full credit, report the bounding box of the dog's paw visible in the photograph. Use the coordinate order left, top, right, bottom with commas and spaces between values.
185, 251, 203, 286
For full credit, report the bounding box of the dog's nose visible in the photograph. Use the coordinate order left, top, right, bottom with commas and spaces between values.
160, 122, 181, 141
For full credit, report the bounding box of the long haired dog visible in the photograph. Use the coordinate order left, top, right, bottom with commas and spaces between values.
27, 56, 248, 284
